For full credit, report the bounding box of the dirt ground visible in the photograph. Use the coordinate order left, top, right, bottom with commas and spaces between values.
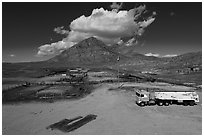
2, 82, 202, 135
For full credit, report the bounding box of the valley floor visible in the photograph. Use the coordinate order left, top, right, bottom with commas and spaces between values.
2, 82, 202, 135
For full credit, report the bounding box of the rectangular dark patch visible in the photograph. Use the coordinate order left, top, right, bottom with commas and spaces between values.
47, 114, 97, 133
46, 116, 83, 130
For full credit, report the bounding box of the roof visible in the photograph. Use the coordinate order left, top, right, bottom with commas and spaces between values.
134, 89, 148, 94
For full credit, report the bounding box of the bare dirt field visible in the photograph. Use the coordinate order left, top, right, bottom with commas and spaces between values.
2, 82, 202, 135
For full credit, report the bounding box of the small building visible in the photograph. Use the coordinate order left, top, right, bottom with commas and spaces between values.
62, 74, 67, 77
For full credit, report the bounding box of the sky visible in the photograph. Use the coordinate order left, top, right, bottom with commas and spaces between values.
2, 2, 202, 62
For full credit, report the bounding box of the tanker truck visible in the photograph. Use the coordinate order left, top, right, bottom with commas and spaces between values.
135, 89, 199, 106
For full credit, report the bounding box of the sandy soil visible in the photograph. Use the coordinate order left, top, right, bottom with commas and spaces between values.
2, 83, 202, 135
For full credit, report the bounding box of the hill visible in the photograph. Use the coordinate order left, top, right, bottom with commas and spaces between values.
156, 51, 202, 71
47, 37, 129, 67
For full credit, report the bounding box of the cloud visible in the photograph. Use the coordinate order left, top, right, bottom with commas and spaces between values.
125, 37, 138, 46
110, 2, 123, 12
144, 53, 160, 57
163, 54, 177, 57
37, 40, 76, 56
9, 54, 16, 57
37, 4, 156, 56
144, 53, 177, 58
54, 26, 69, 35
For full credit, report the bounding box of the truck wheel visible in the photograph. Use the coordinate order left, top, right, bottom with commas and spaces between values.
158, 101, 163, 106
189, 101, 195, 106
183, 101, 188, 106
140, 102, 145, 107
164, 101, 169, 106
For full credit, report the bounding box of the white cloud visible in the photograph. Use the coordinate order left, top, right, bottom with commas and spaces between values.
37, 40, 76, 56
110, 2, 123, 12
125, 38, 137, 46
144, 53, 160, 57
144, 53, 178, 58
9, 54, 15, 57
163, 54, 177, 57
37, 4, 156, 56
54, 26, 69, 35
70, 8, 138, 38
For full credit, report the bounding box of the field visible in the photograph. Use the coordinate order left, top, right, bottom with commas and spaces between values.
2, 70, 202, 135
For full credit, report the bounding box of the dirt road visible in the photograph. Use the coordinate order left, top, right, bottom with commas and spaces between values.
2, 83, 202, 135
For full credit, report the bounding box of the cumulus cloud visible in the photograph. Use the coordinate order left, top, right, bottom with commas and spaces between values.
54, 26, 69, 35
163, 54, 177, 57
110, 2, 123, 12
144, 53, 178, 58
37, 4, 156, 56
37, 40, 76, 56
144, 53, 160, 57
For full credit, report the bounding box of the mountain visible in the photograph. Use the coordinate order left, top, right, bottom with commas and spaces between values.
156, 51, 202, 71
169, 51, 202, 67
47, 37, 129, 67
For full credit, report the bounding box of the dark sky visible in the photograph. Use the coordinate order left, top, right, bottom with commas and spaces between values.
2, 2, 202, 62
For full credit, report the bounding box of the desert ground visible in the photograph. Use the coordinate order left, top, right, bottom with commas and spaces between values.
2, 72, 202, 135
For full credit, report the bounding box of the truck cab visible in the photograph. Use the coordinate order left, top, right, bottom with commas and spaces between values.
135, 89, 150, 106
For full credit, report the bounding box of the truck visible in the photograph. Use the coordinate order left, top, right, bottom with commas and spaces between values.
135, 89, 199, 106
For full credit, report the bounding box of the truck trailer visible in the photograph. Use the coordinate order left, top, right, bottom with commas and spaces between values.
135, 89, 199, 106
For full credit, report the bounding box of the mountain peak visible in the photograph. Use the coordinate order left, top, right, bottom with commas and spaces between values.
84, 36, 98, 42
47, 37, 126, 67
77, 36, 106, 48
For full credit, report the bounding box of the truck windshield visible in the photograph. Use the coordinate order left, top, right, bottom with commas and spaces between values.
136, 92, 140, 97
136, 92, 145, 97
